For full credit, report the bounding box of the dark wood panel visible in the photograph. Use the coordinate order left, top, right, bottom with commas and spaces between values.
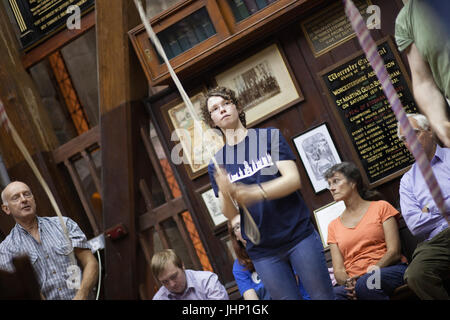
101, 102, 138, 299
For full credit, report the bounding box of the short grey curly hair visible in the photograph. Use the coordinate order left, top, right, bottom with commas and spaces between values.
397, 113, 430, 140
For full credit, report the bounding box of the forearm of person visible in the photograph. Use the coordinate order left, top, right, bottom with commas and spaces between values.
74, 249, 99, 299
375, 250, 401, 269
78, 261, 98, 298
334, 268, 350, 286
413, 80, 448, 128
259, 173, 300, 200
330, 244, 349, 285
219, 192, 239, 220
243, 289, 259, 300
375, 217, 402, 268
399, 182, 438, 237
407, 42, 450, 146
259, 160, 301, 200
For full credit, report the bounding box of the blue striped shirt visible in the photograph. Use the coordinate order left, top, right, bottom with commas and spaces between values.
0, 216, 91, 300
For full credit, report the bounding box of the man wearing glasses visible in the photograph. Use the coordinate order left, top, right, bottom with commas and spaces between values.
0, 181, 98, 299
397, 113, 450, 299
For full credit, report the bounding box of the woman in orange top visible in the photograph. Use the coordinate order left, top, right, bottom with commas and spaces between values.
324, 162, 407, 300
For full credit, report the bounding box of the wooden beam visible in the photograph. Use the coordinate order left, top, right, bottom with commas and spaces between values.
96, 0, 147, 115
139, 197, 188, 231
97, 0, 150, 299
52, 126, 100, 164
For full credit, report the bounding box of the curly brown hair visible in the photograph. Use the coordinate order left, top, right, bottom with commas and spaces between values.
227, 219, 255, 272
201, 86, 247, 129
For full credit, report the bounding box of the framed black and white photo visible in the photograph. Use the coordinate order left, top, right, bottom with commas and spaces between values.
196, 185, 227, 228
214, 43, 304, 127
313, 201, 346, 248
292, 123, 342, 193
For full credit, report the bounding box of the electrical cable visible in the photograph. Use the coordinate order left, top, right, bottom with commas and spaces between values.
95, 250, 102, 300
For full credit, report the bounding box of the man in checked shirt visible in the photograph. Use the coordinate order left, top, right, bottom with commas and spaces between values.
0, 181, 98, 300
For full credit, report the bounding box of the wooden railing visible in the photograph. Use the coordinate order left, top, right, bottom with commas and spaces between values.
138, 125, 201, 271
52, 125, 101, 235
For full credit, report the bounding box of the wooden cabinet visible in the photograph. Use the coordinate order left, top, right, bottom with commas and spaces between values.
129, 0, 316, 86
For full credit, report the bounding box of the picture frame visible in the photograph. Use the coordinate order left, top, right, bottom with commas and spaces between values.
292, 123, 342, 193
317, 36, 417, 188
196, 184, 227, 229
214, 43, 304, 127
300, 0, 372, 58
162, 88, 225, 180
313, 201, 346, 249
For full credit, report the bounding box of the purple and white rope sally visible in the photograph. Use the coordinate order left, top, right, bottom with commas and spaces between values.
343, 0, 448, 220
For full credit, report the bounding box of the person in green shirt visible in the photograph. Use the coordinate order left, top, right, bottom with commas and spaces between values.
395, 0, 450, 147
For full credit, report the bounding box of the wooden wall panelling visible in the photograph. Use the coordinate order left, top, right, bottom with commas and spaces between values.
278, 25, 340, 211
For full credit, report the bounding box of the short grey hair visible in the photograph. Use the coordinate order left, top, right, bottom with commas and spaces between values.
1, 188, 7, 205
397, 113, 430, 140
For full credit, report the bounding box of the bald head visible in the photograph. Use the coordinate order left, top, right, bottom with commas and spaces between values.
1, 181, 31, 205
1, 181, 36, 222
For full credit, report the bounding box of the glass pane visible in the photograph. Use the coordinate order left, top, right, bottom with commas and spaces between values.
157, 7, 216, 62
29, 60, 78, 146
60, 29, 99, 128
227, 0, 278, 22
161, 218, 195, 269
29, 29, 98, 146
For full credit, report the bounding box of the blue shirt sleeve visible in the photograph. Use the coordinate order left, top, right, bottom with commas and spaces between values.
269, 127, 296, 162
232, 259, 255, 296
64, 217, 90, 250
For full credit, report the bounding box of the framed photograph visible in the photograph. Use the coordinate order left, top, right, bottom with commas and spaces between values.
196, 184, 227, 228
292, 123, 342, 193
313, 201, 346, 249
162, 88, 224, 180
214, 43, 304, 127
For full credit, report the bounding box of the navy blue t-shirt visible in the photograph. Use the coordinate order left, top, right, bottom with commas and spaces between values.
208, 128, 314, 260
